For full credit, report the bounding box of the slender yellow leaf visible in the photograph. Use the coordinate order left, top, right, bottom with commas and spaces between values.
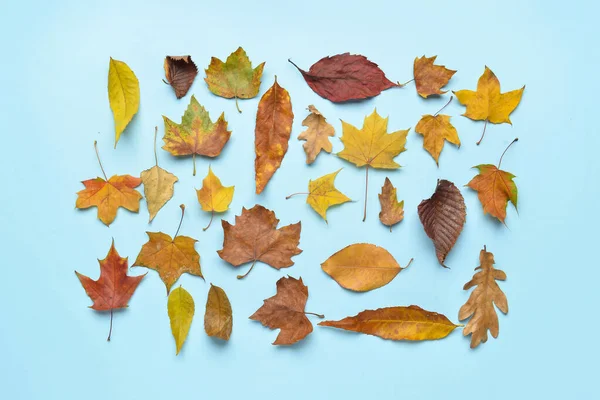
108, 58, 140, 147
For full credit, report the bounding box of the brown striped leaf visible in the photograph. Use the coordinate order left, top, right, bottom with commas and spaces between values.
417, 179, 466, 267
321, 243, 412, 292
164, 55, 198, 99
204, 284, 233, 341
319, 305, 460, 341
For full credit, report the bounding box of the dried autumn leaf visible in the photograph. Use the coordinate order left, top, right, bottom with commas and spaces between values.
454, 66, 525, 145
415, 97, 460, 165
338, 109, 409, 221
204, 284, 233, 341
164, 55, 198, 99
321, 243, 412, 292
162, 95, 231, 176
289, 53, 398, 102
133, 205, 202, 294
286, 169, 351, 222
319, 305, 460, 341
204, 47, 265, 113
418, 179, 466, 267
168, 286, 195, 355
108, 57, 139, 148
250, 276, 322, 345
297, 105, 335, 164
459, 246, 508, 348
467, 139, 518, 224
218, 205, 302, 279
76, 141, 142, 226
196, 166, 234, 231
413, 55, 456, 98
378, 178, 404, 231
141, 127, 178, 222
75, 240, 145, 341
255, 77, 294, 194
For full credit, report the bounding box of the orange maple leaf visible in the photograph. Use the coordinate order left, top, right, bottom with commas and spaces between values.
413, 55, 456, 98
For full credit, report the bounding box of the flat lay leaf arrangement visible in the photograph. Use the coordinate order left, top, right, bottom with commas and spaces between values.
75, 48, 523, 352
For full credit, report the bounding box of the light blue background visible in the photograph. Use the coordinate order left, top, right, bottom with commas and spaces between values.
0, 0, 596, 398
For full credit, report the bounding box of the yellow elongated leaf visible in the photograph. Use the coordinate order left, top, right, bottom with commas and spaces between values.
108, 58, 139, 148
321, 243, 411, 292
204, 284, 233, 340
319, 305, 460, 341
196, 166, 234, 231
168, 286, 195, 355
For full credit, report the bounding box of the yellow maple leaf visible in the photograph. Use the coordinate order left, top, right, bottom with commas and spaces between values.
286, 169, 351, 222
108, 58, 139, 148
338, 109, 409, 220
196, 166, 234, 231
415, 97, 460, 165
454, 66, 524, 145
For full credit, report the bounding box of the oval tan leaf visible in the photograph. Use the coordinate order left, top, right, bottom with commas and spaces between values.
319, 305, 460, 341
204, 284, 233, 340
321, 243, 411, 292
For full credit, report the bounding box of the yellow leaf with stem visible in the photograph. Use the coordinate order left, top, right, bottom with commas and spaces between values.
196, 166, 234, 231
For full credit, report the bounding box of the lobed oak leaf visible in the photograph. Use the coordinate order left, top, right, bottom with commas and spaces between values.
319, 305, 460, 341
204, 47, 265, 113
454, 66, 524, 145
297, 105, 335, 164
417, 179, 466, 267
459, 246, 508, 349
133, 205, 202, 294
413, 55, 456, 98
321, 243, 412, 292
217, 205, 302, 279
378, 177, 404, 231
415, 97, 460, 165
204, 284, 233, 341
108, 57, 139, 148
196, 166, 234, 231
286, 169, 351, 222
162, 95, 231, 176
255, 77, 294, 194
164, 55, 198, 99
75, 240, 145, 341
250, 276, 322, 345
289, 53, 398, 102
338, 109, 409, 221
168, 286, 195, 355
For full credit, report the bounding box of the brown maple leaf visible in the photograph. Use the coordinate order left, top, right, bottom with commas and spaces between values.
250, 276, 323, 345
459, 246, 508, 348
75, 240, 145, 341
413, 55, 456, 98
133, 205, 202, 293
417, 179, 466, 267
217, 205, 302, 279
164, 55, 198, 99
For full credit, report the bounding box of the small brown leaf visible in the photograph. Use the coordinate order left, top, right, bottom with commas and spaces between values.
413, 55, 456, 98
378, 178, 404, 231
417, 179, 466, 267
297, 105, 335, 164
204, 284, 233, 341
250, 276, 322, 345
459, 246, 508, 348
164, 55, 198, 99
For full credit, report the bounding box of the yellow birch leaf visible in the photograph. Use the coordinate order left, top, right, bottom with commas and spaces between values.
196, 166, 234, 231
168, 286, 195, 355
108, 58, 139, 148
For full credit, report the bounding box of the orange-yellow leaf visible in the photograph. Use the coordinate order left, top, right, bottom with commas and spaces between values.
467, 164, 517, 223
413, 55, 456, 98
378, 178, 404, 231
297, 105, 335, 164
415, 113, 460, 165
196, 166, 234, 230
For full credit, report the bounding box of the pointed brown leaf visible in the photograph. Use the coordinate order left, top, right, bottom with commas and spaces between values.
204, 284, 233, 340
164, 55, 198, 99
378, 178, 404, 231
459, 246, 508, 348
417, 179, 466, 267
255, 77, 294, 194
250, 276, 320, 345
289, 53, 398, 102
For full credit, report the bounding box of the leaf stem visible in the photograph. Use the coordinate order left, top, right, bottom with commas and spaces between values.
192, 154, 197, 176
162, 78, 169, 85
476, 120, 488, 145
362, 165, 369, 222
304, 311, 324, 318
288, 59, 301, 71
203, 210, 214, 231
402, 258, 414, 270
434, 96, 453, 116
235, 96, 242, 114
498, 138, 519, 169
94, 141, 108, 180
107, 308, 113, 342
237, 259, 257, 279
398, 78, 414, 87
285, 192, 309, 199
153, 126, 159, 166
174, 204, 185, 239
